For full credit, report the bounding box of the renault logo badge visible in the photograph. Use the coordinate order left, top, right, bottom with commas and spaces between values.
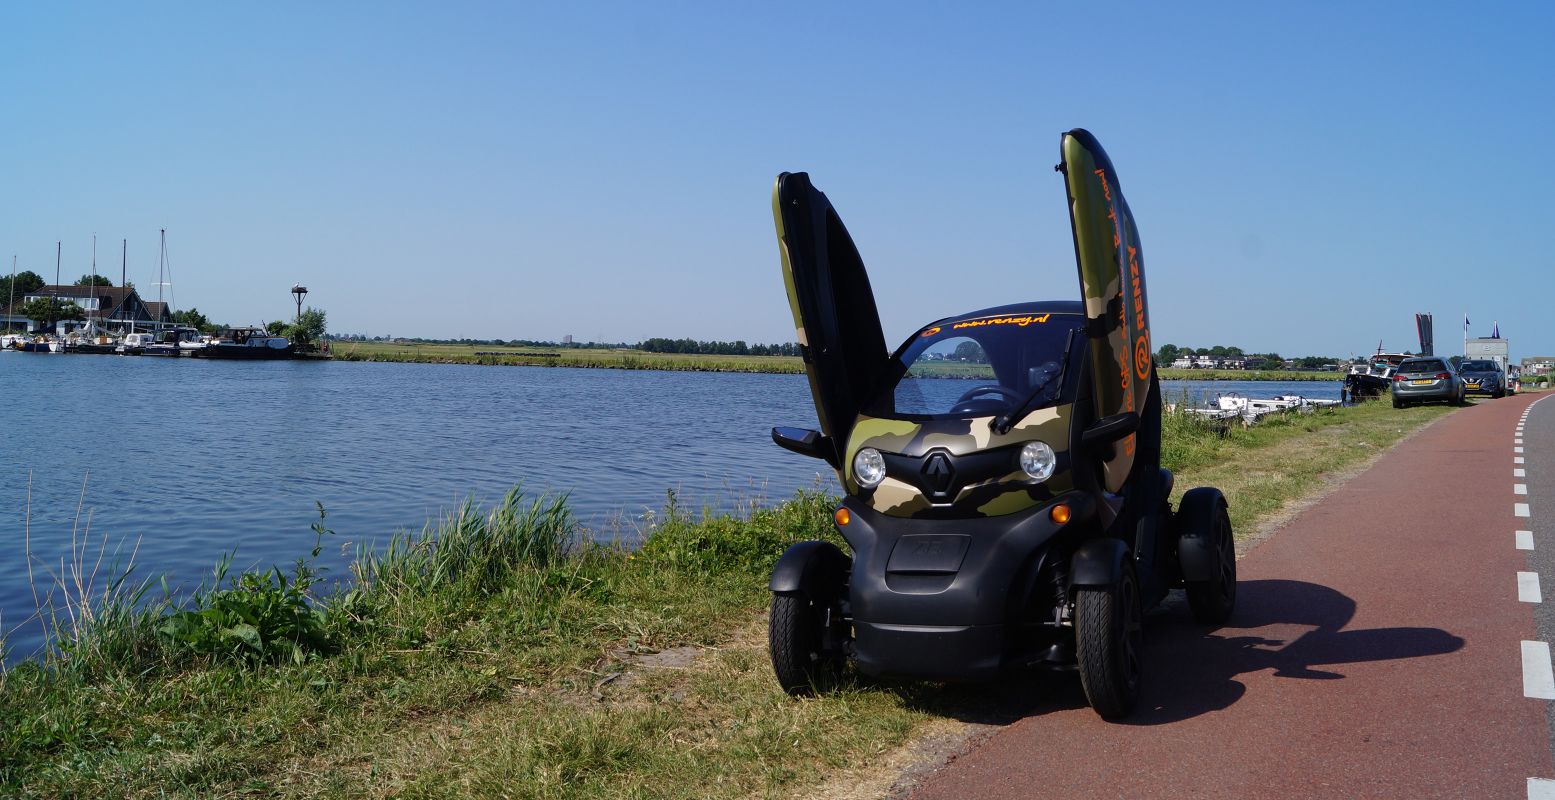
923, 452, 955, 498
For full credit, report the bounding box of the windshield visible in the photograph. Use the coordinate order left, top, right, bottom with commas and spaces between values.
1460, 360, 1498, 372
1399, 359, 1447, 374
868, 312, 1081, 419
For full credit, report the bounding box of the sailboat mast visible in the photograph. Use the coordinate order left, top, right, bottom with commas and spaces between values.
7, 255, 15, 333
92, 234, 97, 331
120, 239, 127, 325
157, 228, 165, 332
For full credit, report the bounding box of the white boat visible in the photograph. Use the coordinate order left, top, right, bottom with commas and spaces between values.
118, 332, 156, 354
1179, 392, 1343, 425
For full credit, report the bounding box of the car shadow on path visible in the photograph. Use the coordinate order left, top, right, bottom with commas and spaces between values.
887, 579, 1464, 726
1123, 578, 1465, 724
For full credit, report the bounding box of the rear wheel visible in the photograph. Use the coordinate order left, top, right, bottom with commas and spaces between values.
1075, 563, 1143, 719
769, 594, 840, 695
1392, 395, 1406, 409
1185, 504, 1237, 624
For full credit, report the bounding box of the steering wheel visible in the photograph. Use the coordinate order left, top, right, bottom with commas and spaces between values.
954, 385, 1023, 405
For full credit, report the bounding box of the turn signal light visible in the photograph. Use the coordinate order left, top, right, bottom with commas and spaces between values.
834, 507, 851, 527
1050, 504, 1072, 524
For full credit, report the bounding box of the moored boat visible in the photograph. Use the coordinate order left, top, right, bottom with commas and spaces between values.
190, 327, 295, 359
1344, 352, 1411, 399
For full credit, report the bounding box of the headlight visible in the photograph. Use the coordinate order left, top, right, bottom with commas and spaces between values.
1020, 441, 1057, 482
853, 447, 886, 488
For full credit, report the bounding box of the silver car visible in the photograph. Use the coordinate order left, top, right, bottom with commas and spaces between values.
1391, 357, 1465, 408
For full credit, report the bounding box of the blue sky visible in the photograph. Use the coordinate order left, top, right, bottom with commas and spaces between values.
1, 2, 1550, 359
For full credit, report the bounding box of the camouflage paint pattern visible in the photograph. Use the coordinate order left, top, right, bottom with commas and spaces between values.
843, 404, 1076, 518
1060, 130, 1152, 493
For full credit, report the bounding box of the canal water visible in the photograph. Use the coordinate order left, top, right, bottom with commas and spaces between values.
0, 353, 1338, 659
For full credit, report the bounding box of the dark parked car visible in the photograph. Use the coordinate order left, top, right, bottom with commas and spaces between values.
1457, 359, 1507, 398
1391, 358, 1465, 408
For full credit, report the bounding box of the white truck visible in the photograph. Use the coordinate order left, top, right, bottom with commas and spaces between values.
1465, 337, 1510, 375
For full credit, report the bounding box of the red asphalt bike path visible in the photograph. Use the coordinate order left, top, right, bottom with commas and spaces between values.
908, 393, 1550, 800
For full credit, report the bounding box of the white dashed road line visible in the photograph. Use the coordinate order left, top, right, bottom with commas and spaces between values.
1519, 503, 1533, 518
1520, 572, 1542, 603
1531, 777, 1555, 799
1519, 531, 1535, 550
1523, 641, 1555, 698
1518, 468, 1528, 477
1518, 484, 1530, 496
1518, 457, 1526, 464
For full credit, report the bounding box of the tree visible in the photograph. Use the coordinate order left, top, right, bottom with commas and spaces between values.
73, 275, 113, 287
287, 307, 327, 346
171, 307, 214, 333
952, 340, 987, 363
265, 320, 288, 335
19, 298, 84, 328
1154, 343, 1181, 367
0, 270, 45, 303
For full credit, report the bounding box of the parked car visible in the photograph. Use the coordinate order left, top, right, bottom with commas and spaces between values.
1391, 358, 1465, 408
1457, 359, 1507, 398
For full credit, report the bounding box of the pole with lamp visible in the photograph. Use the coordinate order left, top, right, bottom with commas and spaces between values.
291, 284, 308, 348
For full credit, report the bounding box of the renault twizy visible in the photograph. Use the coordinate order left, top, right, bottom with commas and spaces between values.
765, 129, 1237, 719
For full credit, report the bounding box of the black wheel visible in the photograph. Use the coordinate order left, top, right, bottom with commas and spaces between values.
1495, 390, 1506, 399
1185, 504, 1237, 624
1391, 396, 1403, 409
1074, 562, 1143, 719
769, 593, 839, 695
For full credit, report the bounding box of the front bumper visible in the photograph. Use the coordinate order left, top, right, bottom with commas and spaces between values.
836, 491, 1094, 680
1462, 379, 1502, 395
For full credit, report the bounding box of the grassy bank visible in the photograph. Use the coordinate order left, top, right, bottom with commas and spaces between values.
333, 341, 806, 374
334, 342, 1340, 381
1157, 367, 1338, 381
1, 399, 1454, 798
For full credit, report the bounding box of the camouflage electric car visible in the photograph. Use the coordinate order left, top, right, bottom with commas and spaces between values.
765, 130, 1237, 719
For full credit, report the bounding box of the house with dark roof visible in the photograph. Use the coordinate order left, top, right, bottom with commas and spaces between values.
0, 285, 171, 332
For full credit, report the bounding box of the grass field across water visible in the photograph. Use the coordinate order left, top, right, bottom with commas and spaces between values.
1, 397, 1453, 798
333, 341, 1340, 381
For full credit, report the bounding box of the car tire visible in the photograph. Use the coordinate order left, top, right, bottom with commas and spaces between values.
1184, 504, 1237, 624
1075, 562, 1144, 720
769, 593, 840, 696
1392, 396, 1404, 409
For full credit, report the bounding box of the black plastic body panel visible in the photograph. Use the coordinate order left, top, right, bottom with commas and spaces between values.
769, 540, 851, 601
836, 492, 1095, 679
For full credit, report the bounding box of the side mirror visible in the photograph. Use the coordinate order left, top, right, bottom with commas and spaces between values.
1081, 412, 1139, 447
772, 427, 837, 467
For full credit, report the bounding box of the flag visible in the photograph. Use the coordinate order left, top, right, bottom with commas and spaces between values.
1464, 314, 1471, 328
1493, 321, 1500, 339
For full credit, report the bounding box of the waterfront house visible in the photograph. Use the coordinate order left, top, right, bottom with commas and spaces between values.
0, 285, 169, 332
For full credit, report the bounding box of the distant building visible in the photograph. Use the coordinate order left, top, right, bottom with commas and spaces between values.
0, 285, 169, 332
562, 334, 574, 345
1523, 357, 1555, 375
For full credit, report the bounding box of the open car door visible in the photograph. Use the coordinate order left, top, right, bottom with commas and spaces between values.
1060, 130, 1154, 493
772, 172, 889, 468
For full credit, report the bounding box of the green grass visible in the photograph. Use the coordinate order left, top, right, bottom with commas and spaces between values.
333, 343, 1341, 381
1, 397, 1456, 798
1157, 367, 1339, 381
332, 342, 806, 374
